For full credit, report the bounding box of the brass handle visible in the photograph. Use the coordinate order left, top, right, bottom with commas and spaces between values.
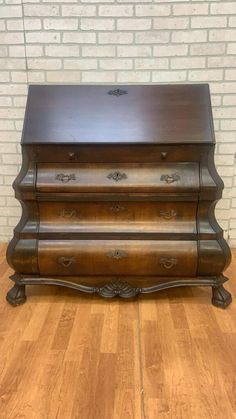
68, 152, 78, 161
110, 203, 126, 213
107, 250, 128, 259
58, 209, 78, 218
58, 256, 75, 267
160, 173, 180, 184
107, 171, 127, 182
159, 257, 177, 270
159, 209, 177, 220
56, 173, 76, 183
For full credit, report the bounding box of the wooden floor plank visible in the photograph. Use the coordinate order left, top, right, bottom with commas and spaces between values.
0, 243, 235, 418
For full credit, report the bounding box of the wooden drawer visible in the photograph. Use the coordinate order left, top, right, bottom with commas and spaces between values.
38, 201, 197, 234
38, 240, 197, 276
36, 163, 199, 193
33, 144, 206, 163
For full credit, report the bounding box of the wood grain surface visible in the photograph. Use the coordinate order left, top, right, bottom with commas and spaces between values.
22, 84, 214, 144
0, 243, 235, 419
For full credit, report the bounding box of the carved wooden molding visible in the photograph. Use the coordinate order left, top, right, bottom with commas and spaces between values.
107, 89, 128, 97
96, 279, 140, 298
107, 171, 127, 182
160, 173, 180, 184
13, 274, 228, 300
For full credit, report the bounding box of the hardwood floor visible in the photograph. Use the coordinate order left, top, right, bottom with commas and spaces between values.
0, 243, 235, 419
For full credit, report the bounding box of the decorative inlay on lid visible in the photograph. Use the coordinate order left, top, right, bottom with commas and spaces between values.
107, 88, 128, 97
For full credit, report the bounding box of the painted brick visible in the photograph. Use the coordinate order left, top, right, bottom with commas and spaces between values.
117, 19, 151, 30
81, 71, 115, 82
135, 58, 168, 70
208, 57, 236, 68
209, 29, 236, 42
6, 19, 24, 31
210, 2, 236, 14
135, 5, 170, 16
153, 44, 188, 56
0, 0, 236, 243
99, 5, 133, 16
171, 57, 205, 69
98, 32, 133, 44
0, 6, 22, 18
25, 32, 60, 43
190, 43, 225, 56
64, 59, 97, 70
82, 45, 115, 57
28, 58, 62, 70
227, 44, 236, 54
25, 45, 43, 57
61, 5, 96, 17
63, 32, 96, 44
135, 31, 169, 44
117, 71, 150, 82
81, 19, 115, 31
0, 58, 26, 70
24, 18, 42, 30
229, 17, 236, 27
0, 32, 24, 44
28, 72, 45, 83
173, 4, 209, 15
0, 72, 10, 82
117, 45, 151, 57
46, 71, 81, 82
23, 5, 60, 17
152, 71, 187, 82
172, 30, 207, 43
43, 18, 78, 30
191, 16, 227, 28
45, 45, 81, 57
153, 17, 189, 30
99, 59, 133, 70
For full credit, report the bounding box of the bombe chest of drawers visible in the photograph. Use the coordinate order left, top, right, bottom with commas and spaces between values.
6, 84, 232, 308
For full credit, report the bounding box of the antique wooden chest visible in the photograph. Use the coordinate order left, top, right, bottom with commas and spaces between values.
6, 84, 232, 307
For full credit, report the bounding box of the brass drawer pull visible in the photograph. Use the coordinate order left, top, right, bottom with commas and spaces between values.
58, 256, 75, 267
68, 152, 78, 161
56, 173, 76, 183
159, 209, 177, 220
159, 257, 178, 270
110, 203, 126, 213
107, 249, 128, 259
160, 173, 180, 184
58, 209, 78, 218
107, 171, 127, 182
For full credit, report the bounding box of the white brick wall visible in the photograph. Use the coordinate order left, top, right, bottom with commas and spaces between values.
0, 0, 236, 246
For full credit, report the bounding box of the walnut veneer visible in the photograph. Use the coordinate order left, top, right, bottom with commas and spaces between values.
6, 84, 232, 307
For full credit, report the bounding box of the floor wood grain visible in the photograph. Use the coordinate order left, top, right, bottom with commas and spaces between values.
0, 243, 235, 419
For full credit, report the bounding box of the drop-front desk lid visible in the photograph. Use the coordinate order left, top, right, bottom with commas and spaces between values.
22, 84, 215, 145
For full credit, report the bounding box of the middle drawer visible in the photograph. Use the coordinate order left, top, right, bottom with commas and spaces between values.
38, 201, 197, 234
36, 162, 199, 193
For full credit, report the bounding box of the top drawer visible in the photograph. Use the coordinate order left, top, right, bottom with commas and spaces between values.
36, 162, 199, 193
31, 144, 207, 163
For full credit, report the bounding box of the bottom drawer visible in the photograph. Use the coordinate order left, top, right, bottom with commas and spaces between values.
38, 240, 197, 277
